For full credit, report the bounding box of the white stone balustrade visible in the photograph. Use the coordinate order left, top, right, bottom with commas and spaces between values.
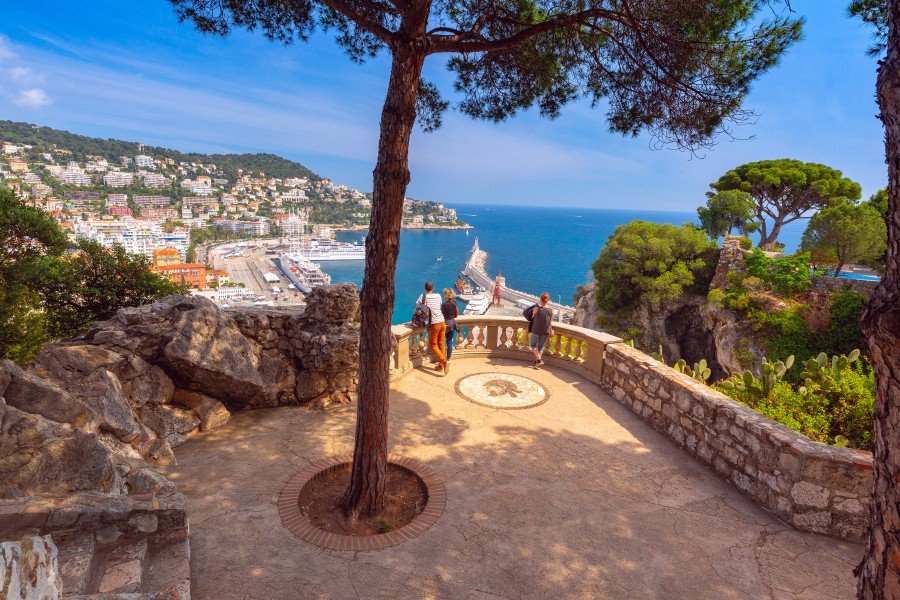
390, 316, 622, 382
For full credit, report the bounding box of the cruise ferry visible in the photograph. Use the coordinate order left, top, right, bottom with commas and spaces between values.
277, 254, 332, 294
299, 238, 365, 261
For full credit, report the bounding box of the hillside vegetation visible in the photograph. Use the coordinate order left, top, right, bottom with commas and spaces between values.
0, 120, 320, 183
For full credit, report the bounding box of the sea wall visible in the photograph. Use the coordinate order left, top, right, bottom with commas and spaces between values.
598, 342, 872, 540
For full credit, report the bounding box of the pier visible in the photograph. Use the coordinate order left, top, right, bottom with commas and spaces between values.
463, 238, 575, 318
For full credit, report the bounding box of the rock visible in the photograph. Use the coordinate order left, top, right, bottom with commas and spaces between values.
160, 303, 272, 408
29, 347, 146, 443
0, 536, 62, 600
1, 401, 124, 496
294, 328, 360, 373
303, 283, 359, 324
0, 365, 10, 398
295, 370, 328, 401
307, 390, 353, 412
171, 389, 231, 431
257, 348, 297, 407
125, 466, 176, 494
1, 361, 99, 431
138, 404, 200, 447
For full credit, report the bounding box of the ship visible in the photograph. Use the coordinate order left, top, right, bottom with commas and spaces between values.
279, 211, 366, 261
463, 294, 490, 316
277, 253, 332, 294
455, 276, 477, 301
299, 238, 366, 261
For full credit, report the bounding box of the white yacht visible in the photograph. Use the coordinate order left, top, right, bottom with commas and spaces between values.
463, 294, 490, 316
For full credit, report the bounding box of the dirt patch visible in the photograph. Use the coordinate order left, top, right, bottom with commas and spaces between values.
297, 464, 427, 536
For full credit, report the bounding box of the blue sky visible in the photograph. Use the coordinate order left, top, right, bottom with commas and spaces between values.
0, 0, 886, 210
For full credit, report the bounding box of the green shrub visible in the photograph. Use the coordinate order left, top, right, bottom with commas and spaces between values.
592, 221, 718, 311
744, 249, 816, 295
716, 351, 874, 449
736, 236, 753, 250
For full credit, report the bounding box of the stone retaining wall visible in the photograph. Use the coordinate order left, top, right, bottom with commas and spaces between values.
0, 536, 60, 600
599, 342, 873, 540
810, 275, 880, 297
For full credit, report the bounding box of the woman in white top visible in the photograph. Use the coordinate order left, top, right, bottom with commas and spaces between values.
417, 281, 447, 375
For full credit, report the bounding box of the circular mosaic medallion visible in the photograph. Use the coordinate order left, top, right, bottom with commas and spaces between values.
455, 372, 549, 409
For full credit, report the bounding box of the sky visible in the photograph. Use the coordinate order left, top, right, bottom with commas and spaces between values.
0, 0, 887, 210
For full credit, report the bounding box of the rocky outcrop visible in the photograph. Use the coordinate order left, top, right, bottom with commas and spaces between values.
1, 283, 361, 600
0, 283, 361, 501
573, 243, 767, 379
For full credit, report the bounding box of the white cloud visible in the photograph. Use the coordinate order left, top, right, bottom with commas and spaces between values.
9, 66, 34, 81
0, 35, 52, 109
0, 35, 17, 62
14, 88, 52, 108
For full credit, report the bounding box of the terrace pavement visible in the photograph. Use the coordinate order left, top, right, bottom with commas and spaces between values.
168, 357, 863, 599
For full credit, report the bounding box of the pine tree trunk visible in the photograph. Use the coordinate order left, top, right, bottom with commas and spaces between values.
856, 1, 900, 596
340, 40, 426, 517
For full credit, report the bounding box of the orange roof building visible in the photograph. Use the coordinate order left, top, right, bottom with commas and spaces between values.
152, 247, 182, 267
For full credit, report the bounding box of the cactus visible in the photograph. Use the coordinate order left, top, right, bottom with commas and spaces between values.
720, 356, 794, 398
798, 349, 860, 395
672, 358, 712, 383
650, 345, 665, 363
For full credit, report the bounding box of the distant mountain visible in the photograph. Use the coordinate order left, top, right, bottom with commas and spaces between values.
0, 120, 321, 183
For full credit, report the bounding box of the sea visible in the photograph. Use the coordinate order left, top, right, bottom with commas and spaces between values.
321, 203, 807, 325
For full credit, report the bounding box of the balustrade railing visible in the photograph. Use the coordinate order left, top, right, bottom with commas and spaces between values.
390, 316, 621, 383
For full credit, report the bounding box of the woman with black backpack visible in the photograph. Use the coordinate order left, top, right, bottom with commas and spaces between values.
441, 288, 460, 372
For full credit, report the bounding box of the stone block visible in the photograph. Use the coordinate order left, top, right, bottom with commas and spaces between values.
791, 481, 830, 509
834, 497, 865, 515
0, 535, 61, 600
792, 511, 832, 533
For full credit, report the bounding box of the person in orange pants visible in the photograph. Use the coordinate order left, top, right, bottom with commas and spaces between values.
417, 281, 447, 375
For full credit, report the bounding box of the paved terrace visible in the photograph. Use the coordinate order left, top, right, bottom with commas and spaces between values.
168, 358, 862, 599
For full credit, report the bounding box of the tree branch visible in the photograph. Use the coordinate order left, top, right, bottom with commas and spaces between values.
426, 7, 624, 54
317, 0, 396, 43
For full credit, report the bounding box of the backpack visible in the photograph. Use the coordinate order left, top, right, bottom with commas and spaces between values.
412, 302, 432, 328
522, 304, 538, 321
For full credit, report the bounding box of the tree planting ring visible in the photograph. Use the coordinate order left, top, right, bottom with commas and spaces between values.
277, 454, 446, 551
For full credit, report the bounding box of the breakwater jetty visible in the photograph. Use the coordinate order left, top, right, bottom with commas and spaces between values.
463, 238, 575, 317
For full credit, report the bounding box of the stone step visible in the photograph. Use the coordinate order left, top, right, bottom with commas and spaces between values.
141, 534, 191, 599
55, 531, 98, 596
95, 538, 148, 595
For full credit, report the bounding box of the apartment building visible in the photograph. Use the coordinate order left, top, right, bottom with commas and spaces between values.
152, 248, 182, 267
103, 172, 134, 187
135, 155, 154, 168
8, 158, 28, 172
106, 194, 129, 207
133, 196, 171, 208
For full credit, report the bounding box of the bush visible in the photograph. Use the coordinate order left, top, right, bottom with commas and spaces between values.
744, 249, 816, 295
715, 352, 874, 449
592, 221, 718, 311
736, 236, 753, 250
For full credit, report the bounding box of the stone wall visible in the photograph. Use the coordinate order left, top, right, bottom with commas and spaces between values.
0, 492, 190, 598
599, 342, 872, 540
810, 275, 880, 297
0, 536, 61, 600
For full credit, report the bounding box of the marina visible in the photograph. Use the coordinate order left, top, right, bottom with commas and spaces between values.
462, 237, 575, 321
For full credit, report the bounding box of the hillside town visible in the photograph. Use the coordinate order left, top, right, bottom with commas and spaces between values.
0, 135, 464, 279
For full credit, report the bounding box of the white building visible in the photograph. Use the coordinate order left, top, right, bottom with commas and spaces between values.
106, 194, 129, 207
135, 155, 154, 168
141, 173, 168, 188
189, 183, 213, 196
104, 172, 134, 187
59, 171, 92, 186
76, 218, 189, 260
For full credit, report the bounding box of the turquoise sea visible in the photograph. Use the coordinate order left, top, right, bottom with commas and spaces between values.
322, 203, 806, 325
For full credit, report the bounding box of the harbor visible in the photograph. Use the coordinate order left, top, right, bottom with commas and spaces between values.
462, 237, 576, 321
